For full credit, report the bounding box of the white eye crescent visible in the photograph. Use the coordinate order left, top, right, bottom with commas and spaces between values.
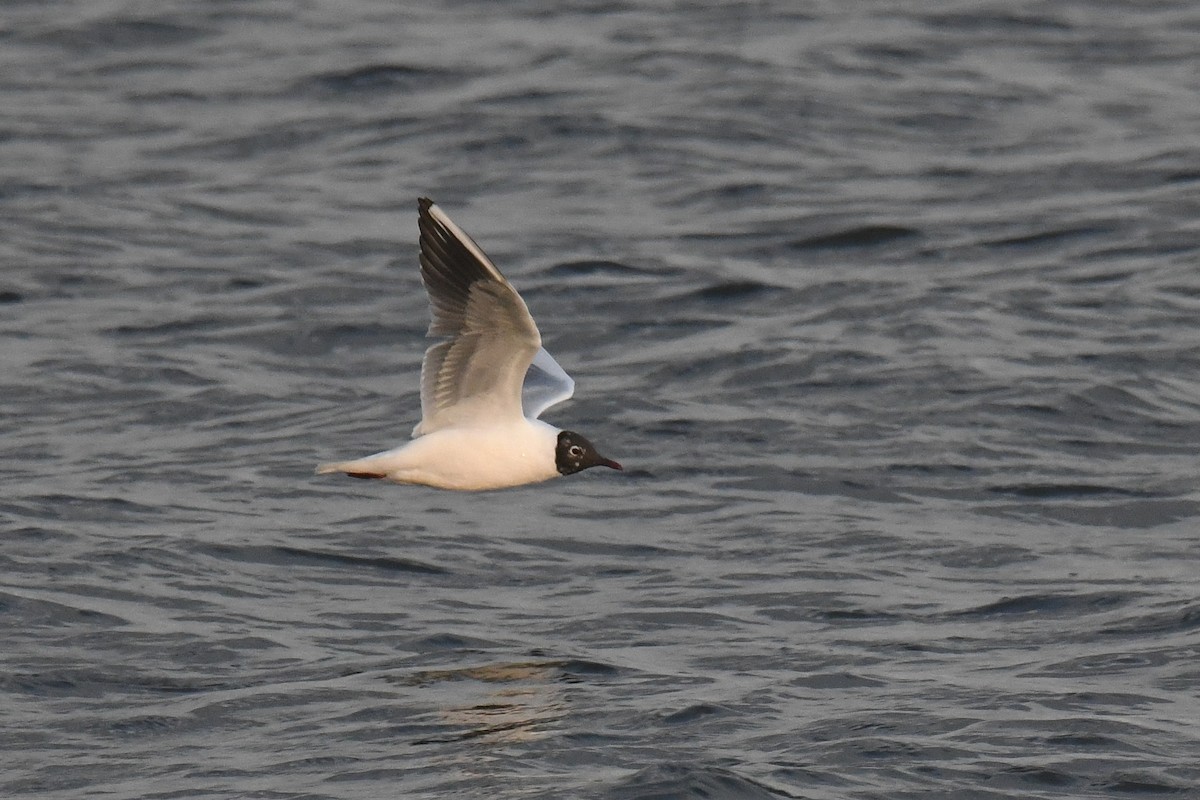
568, 444, 584, 459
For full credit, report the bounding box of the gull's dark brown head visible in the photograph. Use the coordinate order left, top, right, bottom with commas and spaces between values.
555, 431, 622, 476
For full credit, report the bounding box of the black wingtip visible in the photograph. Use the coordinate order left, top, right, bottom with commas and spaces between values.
418, 196, 434, 212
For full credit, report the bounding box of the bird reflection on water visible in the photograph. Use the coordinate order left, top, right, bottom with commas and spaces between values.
389, 660, 577, 746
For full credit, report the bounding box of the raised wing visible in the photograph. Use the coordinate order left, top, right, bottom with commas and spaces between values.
522, 346, 576, 420
413, 198, 541, 437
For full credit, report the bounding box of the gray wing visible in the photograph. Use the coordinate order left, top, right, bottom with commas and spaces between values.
412, 198, 541, 437
523, 346, 575, 420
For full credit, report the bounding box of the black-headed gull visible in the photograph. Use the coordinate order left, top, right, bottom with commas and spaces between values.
317, 198, 621, 491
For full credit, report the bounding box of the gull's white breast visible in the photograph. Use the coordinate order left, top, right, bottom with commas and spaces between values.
328, 419, 562, 491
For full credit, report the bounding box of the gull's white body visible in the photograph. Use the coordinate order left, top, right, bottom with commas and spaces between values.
318, 419, 560, 491
316, 197, 618, 491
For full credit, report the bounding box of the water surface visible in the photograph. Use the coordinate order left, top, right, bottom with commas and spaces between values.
3, 2, 1200, 798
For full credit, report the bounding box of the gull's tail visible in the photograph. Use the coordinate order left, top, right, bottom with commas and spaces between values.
315, 460, 386, 480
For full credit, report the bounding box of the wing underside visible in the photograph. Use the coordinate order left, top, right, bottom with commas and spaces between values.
522, 346, 575, 420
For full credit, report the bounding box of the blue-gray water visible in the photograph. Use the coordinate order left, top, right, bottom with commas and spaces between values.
4, 2, 1200, 798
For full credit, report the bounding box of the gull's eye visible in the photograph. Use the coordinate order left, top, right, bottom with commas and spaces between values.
568, 444, 584, 459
